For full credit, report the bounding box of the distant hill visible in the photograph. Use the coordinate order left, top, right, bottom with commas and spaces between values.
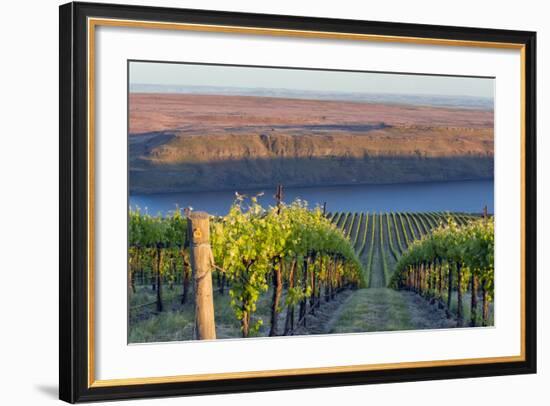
129, 93, 494, 194
130, 84, 494, 110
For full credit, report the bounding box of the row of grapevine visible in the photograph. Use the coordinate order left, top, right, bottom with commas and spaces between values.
337, 212, 349, 229
130, 198, 364, 338
357, 213, 370, 255
417, 213, 433, 233
347, 213, 356, 242
379, 214, 391, 285
397, 213, 412, 246
363, 214, 376, 287
391, 213, 406, 253
403, 213, 419, 240
329, 211, 367, 256
329, 211, 483, 287
351, 213, 363, 249
212, 199, 365, 337
390, 217, 494, 327
409, 212, 426, 237
386, 214, 400, 261
129, 209, 190, 312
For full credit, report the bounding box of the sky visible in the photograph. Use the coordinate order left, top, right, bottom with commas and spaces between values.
129, 61, 494, 100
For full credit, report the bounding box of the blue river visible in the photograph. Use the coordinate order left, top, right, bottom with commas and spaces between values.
129, 179, 494, 216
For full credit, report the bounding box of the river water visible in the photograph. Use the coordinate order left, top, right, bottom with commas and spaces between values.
129, 179, 494, 216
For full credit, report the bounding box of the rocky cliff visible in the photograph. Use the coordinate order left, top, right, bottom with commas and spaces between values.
129, 93, 494, 194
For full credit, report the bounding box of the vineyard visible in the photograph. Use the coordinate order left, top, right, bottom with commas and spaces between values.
128, 198, 493, 342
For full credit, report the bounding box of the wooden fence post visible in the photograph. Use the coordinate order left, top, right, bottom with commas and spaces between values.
275, 184, 284, 214
188, 211, 216, 340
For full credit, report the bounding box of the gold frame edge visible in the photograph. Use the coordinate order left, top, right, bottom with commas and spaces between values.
86, 17, 528, 388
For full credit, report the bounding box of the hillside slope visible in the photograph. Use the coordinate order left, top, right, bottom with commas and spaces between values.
129, 93, 493, 194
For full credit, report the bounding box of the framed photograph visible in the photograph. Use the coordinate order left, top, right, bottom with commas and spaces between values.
59, 1, 537, 403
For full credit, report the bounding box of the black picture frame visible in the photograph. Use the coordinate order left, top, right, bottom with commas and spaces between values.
59, 1, 537, 403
